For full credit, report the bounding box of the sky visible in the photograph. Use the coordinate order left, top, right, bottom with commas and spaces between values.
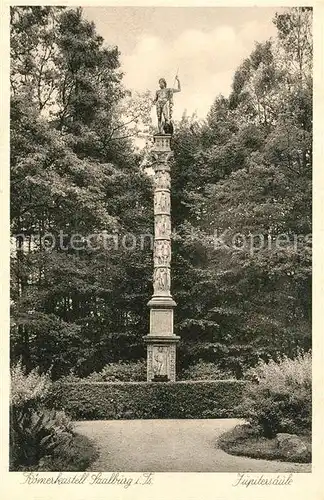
83, 7, 281, 119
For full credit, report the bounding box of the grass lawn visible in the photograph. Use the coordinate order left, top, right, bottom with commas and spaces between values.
218, 424, 311, 463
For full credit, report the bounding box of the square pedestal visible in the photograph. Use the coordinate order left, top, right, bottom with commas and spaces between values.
150, 308, 174, 336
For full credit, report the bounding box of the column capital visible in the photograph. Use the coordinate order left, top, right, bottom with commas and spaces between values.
151, 151, 173, 171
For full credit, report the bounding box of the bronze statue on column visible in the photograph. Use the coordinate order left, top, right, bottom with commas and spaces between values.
152, 75, 181, 135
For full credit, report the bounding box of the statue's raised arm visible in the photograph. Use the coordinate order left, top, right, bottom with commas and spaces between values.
172, 75, 181, 94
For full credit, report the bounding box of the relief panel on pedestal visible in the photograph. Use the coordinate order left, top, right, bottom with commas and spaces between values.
152, 345, 170, 379
169, 344, 176, 382
146, 343, 177, 382
147, 344, 154, 381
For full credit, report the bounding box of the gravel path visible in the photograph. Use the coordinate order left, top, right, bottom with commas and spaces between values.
76, 419, 311, 473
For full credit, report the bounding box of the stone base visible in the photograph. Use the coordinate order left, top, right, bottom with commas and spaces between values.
147, 294, 176, 308
143, 335, 180, 382
152, 374, 169, 383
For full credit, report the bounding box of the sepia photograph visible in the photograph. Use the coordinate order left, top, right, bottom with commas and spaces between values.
9, 4, 312, 475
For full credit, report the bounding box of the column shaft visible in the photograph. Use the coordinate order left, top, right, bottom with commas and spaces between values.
144, 134, 180, 382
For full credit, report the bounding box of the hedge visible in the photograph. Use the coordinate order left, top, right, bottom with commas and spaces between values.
47, 380, 246, 420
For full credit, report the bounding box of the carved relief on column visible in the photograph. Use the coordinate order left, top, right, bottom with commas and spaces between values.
154, 169, 171, 190
154, 240, 171, 267
153, 267, 171, 295
155, 215, 171, 239
154, 191, 170, 214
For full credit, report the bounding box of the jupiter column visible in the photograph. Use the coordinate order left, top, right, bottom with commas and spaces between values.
143, 133, 180, 382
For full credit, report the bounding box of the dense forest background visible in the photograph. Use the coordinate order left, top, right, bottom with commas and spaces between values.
10, 6, 312, 379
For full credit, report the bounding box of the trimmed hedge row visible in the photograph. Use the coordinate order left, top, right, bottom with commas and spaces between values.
47, 380, 246, 420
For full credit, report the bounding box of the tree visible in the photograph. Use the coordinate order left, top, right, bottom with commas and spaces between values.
171, 7, 312, 375
10, 7, 154, 378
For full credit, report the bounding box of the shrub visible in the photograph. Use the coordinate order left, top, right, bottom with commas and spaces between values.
38, 433, 98, 471
10, 360, 52, 409
179, 360, 233, 380
10, 407, 74, 470
61, 360, 147, 383
242, 351, 311, 437
88, 360, 147, 382
10, 361, 75, 471
47, 379, 246, 420
218, 424, 311, 463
